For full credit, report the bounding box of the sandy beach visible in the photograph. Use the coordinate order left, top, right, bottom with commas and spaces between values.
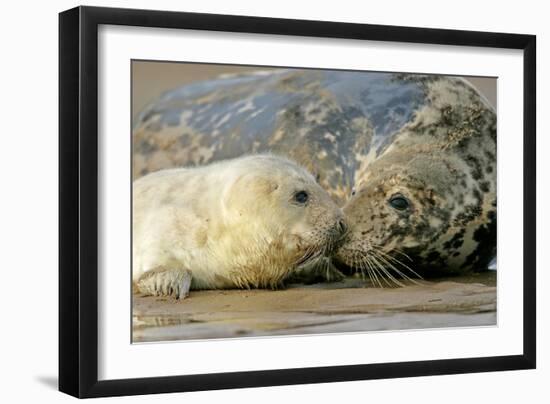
133, 272, 496, 342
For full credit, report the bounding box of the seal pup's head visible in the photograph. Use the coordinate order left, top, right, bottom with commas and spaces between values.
336, 78, 497, 284
219, 154, 347, 288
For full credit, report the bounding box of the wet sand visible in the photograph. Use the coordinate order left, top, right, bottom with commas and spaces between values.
133, 272, 496, 342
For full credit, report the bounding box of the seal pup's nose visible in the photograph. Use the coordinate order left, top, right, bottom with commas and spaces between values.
337, 219, 347, 235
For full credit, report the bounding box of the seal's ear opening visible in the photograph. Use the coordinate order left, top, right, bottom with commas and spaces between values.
223, 173, 279, 215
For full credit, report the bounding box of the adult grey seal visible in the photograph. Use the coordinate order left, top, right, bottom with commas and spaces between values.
132, 154, 347, 298
133, 69, 496, 281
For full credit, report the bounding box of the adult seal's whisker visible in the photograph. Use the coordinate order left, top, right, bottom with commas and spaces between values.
375, 249, 423, 282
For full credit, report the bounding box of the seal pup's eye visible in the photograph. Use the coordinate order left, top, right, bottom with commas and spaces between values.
389, 195, 410, 211
293, 190, 309, 204
351, 188, 356, 196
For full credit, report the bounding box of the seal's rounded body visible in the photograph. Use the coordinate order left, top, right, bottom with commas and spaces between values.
133, 70, 496, 276
133, 154, 346, 298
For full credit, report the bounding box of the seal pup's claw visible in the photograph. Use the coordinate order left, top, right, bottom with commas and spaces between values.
136, 267, 192, 300
177, 270, 192, 300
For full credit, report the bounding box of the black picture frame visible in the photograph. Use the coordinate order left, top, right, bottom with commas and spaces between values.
59, 5, 536, 398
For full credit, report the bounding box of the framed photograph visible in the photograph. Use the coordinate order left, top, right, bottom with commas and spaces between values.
59, 6, 536, 398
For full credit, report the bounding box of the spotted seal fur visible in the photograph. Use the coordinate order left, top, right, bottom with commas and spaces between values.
133, 69, 496, 280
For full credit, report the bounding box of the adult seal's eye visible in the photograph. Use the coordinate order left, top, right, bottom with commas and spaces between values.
294, 190, 309, 204
389, 195, 410, 211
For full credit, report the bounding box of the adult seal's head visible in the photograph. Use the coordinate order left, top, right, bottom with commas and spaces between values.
133, 154, 347, 298
336, 75, 496, 279
133, 69, 496, 279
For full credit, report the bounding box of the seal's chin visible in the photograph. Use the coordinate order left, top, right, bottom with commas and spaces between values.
294, 232, 348, 269
333, 244, 358, 269
333, 240, 424, 287
294, 245, 325, 268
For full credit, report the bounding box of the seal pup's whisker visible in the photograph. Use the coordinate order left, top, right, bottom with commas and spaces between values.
294, 244, 322, 267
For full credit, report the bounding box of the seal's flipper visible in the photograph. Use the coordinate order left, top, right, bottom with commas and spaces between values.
136, 267, 192, 299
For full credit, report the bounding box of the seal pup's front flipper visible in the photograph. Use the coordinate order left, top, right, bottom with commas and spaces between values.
136, 267, 192, 299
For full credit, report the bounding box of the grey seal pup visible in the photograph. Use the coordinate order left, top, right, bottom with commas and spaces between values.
133, 154, 347, 298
